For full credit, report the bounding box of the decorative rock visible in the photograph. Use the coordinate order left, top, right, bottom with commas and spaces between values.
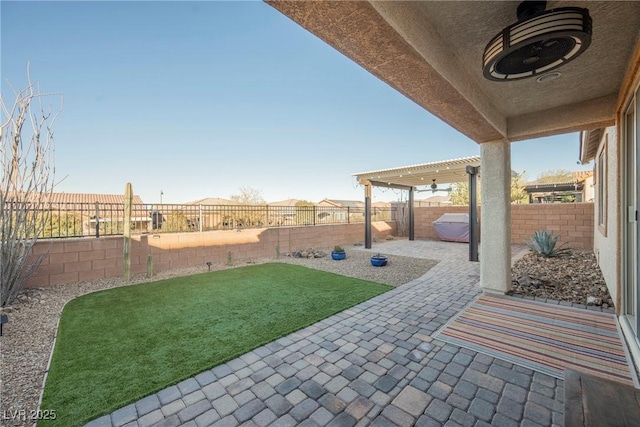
587, 296, 603, 306
290, 248, 327, 259
510, 249, 613, 307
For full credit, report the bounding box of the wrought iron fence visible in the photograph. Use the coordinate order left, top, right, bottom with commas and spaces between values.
7, 202, 397, 239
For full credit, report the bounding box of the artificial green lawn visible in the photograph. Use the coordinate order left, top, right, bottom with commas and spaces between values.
39, 263, 391, 426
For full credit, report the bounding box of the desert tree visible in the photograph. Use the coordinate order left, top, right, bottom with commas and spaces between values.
449, 170, 528, 205
510, 171, 528, 204
230, 186, 266, 227
1, 73, 62, 306
295, 200, 315, 225
449, 182, 474, 206
230, 186, 266, 205
536, 169, 574, 184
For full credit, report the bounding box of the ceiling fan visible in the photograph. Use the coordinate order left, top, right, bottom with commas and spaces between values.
482, 0, 592, 81
415, 179, 453, 193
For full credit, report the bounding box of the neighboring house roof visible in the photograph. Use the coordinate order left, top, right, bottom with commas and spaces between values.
40, 192, 145, 205
318, 199, 365, 209
268, 199, 303, 207
414, 196, 453, 206
573, 171, 594, 183
372, 201, 392, 208
184, 197, 238, 205
422, 195, 452, 204
317, 200, 396, 208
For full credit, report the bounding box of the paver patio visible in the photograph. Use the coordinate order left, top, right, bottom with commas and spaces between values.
86, 240, 566, 427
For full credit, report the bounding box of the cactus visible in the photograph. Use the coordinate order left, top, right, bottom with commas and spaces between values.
146, 254, 153, 278
526, 229, 571, 258
123, 182, 132, 281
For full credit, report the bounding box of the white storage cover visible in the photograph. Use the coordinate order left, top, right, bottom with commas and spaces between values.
433, 213, 470, 243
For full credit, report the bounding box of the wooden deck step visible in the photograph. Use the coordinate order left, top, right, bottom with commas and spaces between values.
564, 368, 640, 427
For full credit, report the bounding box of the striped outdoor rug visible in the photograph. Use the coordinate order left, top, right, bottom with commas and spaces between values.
434, 294, 637, 386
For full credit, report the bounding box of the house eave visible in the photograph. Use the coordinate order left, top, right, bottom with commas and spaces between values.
580, 128, 605, 164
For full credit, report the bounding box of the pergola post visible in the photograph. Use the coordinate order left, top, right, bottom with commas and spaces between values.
467, 166, 479, 262
364, 181, 372, 249
408, 187, 415, 241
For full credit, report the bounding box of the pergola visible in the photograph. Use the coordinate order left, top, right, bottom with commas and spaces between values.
353, 156, 481, 261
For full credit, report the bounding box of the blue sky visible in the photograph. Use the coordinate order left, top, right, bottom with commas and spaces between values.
1, 1, 592, 204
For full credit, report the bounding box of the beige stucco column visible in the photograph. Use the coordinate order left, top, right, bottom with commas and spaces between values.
480, 139, 512, 293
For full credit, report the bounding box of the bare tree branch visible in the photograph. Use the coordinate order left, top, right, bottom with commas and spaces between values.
1, 70, 63, 306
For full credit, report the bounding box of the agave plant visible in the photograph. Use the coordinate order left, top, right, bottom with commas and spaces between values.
526, 230, 572, 258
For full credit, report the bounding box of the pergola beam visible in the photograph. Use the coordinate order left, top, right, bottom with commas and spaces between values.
366, 180, 414, 191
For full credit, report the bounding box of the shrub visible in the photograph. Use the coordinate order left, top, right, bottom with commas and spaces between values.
526, 230, 571, 258
333, 245, 345, 253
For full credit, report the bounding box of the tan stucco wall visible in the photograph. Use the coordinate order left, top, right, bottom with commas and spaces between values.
583, 176, 595, 202
592, 126, 619, 307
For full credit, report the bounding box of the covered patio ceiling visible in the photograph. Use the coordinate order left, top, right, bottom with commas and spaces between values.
353, 156, 480, 189
266, 1, 640, 144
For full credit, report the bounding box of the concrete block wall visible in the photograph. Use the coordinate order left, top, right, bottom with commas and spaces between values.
511, 203, 594, 249
26, 221, 397, 287
413, 206, 471, 240
25, 202, 593, 288
27, 238, 127, 287
412, 203, 593, 248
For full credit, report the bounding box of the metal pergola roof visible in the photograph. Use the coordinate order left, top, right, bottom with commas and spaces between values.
525, 182, 584, 193
353, 156, 480, 261
353, 156, 480, 189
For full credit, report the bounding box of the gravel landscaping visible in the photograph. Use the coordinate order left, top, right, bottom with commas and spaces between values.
279, 247, 438, 287
510, 248, 614, 308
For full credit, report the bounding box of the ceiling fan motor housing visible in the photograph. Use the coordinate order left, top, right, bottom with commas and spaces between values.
483, 3, 592, 81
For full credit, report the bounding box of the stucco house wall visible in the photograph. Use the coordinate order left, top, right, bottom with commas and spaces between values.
592, 126, 620, 307
583, 176, 595, 203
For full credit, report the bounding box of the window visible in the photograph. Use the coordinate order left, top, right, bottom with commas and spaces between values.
598, 136, 607, 235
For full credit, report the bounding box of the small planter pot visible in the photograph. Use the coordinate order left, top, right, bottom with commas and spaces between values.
331, 251, 346, 260
370, 255, 388, 267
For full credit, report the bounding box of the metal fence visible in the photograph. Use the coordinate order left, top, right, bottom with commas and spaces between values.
15, 203, 398, 239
